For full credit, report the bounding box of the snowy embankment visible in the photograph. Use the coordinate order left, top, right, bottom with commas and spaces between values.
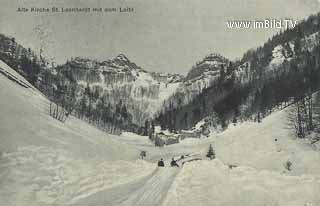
164, 159, 320, 206
163, 108, 320, 206
0, 60, 156, 206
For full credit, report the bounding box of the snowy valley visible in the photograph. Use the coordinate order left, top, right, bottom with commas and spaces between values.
1, 10, 320, 206
1, 56, 320, 205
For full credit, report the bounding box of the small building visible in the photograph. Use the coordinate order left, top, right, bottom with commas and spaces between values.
154, 133, 165, 147
201, 125, 211, 137
154, 132, 179, 146
165, 135, 179, 145
180, 129, 201, 140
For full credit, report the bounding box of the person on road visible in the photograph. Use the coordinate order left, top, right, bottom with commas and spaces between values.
170, 158, 179, 167
158, 158, 165, 167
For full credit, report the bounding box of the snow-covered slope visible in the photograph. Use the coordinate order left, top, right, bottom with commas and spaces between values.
0, 60, 137, 159
110, 107, 320, 206
162, 108, 320, 206
0, 60, 156, 205
164, 159, 320, 206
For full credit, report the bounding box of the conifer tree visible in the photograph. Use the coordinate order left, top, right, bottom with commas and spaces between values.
206, 144, 215, 160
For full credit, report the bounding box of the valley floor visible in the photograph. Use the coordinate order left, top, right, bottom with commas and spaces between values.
1, 60, 320, 206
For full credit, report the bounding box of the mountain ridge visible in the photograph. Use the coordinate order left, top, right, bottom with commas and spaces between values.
2, 12, 320, 135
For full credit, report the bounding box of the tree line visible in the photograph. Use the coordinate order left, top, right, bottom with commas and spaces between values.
155, 12, 320, 134
0, 34, 138, 135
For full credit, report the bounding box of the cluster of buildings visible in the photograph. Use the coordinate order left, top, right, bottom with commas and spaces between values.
151, 124, 210, 146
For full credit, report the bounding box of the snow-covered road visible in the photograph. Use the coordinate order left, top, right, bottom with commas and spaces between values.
71, 167, 179, 206
119, 168, 179, 206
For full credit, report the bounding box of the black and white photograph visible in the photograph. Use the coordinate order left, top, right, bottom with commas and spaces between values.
1, 0, 320, 205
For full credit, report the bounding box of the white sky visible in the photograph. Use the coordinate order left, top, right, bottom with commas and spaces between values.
0, 0, 320, 74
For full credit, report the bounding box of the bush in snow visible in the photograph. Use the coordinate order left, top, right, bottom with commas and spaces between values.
228, 164, 237, 169
284, 160, 292, 171
140, 151, 146, 159
206, 144, 215, 160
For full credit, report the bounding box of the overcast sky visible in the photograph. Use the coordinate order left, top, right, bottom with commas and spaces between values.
1, 0, 320, 74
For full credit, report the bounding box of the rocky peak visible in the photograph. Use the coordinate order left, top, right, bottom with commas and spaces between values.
185, 53, 229, 82
104, 54, 142, 73
203, 53, 228, 61
199, 53, 229, 68
114, 54, 130, 62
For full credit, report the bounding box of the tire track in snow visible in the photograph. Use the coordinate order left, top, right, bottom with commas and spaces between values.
119, 168, 179, 206
70, 167, 179, 206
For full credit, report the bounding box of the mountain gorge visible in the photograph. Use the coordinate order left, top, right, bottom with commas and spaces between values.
57, 54, 183, 125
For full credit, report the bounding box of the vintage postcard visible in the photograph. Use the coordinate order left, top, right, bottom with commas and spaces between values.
1, 0, 320, 205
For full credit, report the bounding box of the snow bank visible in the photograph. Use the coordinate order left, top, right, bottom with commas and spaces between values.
163, 108, 320, 206
0, 146, 155, 205
163, 159, 320, 206
211, 109, 320, 176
